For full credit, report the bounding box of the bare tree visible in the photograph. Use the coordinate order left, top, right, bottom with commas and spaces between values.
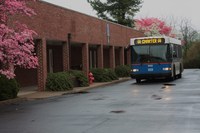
162, 17, 199, 57
179, 19, 198, 57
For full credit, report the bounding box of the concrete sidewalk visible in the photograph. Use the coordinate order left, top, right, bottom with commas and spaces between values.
0, 77, 131, 105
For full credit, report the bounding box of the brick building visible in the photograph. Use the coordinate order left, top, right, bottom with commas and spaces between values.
15, 1, 144, 91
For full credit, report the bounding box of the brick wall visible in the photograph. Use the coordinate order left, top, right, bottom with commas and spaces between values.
19, 1, 144, 45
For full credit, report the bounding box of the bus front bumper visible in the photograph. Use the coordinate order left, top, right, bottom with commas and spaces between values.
130, 72, 172, 79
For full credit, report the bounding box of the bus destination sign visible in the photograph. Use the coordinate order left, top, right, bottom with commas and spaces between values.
134, 38, 165, 45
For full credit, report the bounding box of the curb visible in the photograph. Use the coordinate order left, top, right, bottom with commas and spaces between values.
63, 77, 131, 94
0, 77, 131, 105
0, 97, 27, 106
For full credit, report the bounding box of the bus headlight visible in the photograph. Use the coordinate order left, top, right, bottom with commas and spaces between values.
163, 67, 172, 71
131, 69, 139, 72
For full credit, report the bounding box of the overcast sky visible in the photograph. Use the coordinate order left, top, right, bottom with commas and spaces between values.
42, 0, 200, 30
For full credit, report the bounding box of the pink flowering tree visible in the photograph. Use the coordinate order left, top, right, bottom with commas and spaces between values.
134, 17, 176, 37
0, 0, 38, 79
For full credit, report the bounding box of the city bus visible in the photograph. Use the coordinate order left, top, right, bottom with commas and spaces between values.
130, 36, 183, 83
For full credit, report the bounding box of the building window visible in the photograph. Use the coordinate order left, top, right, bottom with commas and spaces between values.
89, 49, 97, 69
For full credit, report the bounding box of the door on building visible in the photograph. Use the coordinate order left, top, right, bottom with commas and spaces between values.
47, 41, 63, 73
70, 44, 82, 70
48, 49, 54, 73
89, 49, 97, 69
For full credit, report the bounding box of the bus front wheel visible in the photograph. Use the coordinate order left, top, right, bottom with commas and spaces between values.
177, 65, 182, 78
136, 78, 141, 83
167, 66, 176, 81
177, 73, 182, 78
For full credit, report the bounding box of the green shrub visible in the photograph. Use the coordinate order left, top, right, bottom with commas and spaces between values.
91, 68, 110, 82
91, 68, 118, 82
105, 68, 118, 80
184, 58, 200, 69
0, 75, 19, 101
115, 65, 131, 77
68, 70, 89, 87
184, 42, 200, 68
46, 72, 73, 91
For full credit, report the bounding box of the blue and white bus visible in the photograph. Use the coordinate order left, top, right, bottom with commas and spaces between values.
130, 36, 183, 83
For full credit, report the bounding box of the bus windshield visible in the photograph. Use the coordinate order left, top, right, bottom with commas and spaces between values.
131, 44, 171, 63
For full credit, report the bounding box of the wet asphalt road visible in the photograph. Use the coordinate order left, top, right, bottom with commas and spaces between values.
0, 69, 200, 133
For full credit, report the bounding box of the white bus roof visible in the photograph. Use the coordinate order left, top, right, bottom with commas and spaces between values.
130, 36, 182, 46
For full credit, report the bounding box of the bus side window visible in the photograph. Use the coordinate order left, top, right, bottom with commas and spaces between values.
173, 51, 177, 58
178, 45, 182, 58
173, 45, 178, 58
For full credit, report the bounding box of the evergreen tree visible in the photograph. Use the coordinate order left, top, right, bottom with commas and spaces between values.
87, 0, 143, 27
